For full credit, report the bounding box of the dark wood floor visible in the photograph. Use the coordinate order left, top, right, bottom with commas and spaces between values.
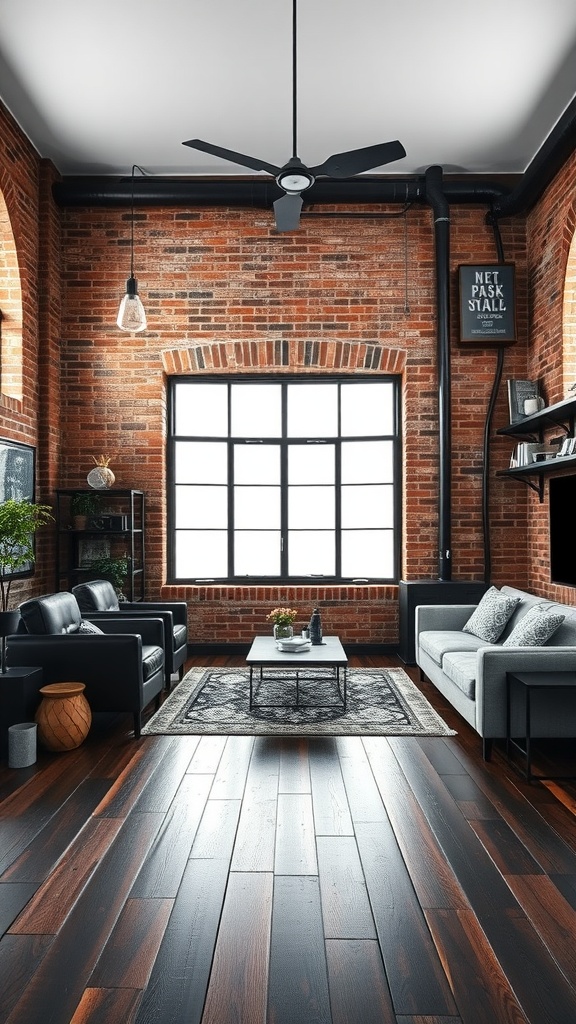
1, 653, 576, 1024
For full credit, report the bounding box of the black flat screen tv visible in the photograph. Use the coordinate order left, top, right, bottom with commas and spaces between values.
549, 474, 576, 587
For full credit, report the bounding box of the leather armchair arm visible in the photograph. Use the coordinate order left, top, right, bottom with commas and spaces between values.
6, 633, 145, 710
123, 601, 188, 629
84, 614, 165, 648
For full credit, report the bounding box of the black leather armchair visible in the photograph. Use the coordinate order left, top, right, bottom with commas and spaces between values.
6, 591, 165, 738
72, 579, 188, 690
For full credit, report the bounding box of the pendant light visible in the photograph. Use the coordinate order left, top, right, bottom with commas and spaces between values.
117, 164, 147, 333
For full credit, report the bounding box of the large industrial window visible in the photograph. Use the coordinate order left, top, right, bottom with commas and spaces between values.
169, 376, 400, 583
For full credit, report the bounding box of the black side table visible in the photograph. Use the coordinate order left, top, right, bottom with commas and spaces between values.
0, 666, 44, 760
506, 671, 576, 783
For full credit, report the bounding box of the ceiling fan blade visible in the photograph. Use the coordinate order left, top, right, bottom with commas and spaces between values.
310, 140, 406, 178
182, 138, 280, 176
273, 193, 303, 231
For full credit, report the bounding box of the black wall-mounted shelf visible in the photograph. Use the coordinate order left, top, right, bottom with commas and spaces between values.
496, 395, 576, 500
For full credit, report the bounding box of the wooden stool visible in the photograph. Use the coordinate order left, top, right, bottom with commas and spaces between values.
35, 682, 92, 752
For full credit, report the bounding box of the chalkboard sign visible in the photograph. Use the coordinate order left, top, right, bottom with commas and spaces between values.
458, 264, 516, 346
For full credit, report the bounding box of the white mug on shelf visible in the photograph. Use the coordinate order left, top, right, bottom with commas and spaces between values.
523, 396, 545, 416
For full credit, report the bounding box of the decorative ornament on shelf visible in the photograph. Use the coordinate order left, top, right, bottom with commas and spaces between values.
87, 455, 116, 490
267, 606, 298, 640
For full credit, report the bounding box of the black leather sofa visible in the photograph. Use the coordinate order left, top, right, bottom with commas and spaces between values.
72, 579, 188, 690
6, 591, 165, 738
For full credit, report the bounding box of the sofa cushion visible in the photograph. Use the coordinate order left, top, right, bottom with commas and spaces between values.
462, 587, 520, 643
502, 604, 565, 647
419, 629, 486, 667
442, 651, 478, 700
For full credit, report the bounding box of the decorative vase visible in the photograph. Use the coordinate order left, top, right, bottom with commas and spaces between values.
87, 456, 115, 490
273, 623, 294, 641
308, 607, 323, 645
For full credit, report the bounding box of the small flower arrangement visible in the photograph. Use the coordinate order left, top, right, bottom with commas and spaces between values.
267, 606, 298, 626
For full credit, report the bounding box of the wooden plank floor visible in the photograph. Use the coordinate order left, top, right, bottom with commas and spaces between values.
1, 653, 576, 1024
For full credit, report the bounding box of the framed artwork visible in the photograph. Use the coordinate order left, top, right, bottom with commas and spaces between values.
0, 439, 36, 577
78, 537, 110, 567
458, 264, 516, 346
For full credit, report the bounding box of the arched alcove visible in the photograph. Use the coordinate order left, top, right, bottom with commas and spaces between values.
563, 227, 576, 393
0, 190, 23, 401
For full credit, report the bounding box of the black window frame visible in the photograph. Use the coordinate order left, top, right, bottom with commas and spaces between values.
167, 374, 401, 584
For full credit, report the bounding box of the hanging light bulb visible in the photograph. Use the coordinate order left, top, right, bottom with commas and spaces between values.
117, 165, 147, 333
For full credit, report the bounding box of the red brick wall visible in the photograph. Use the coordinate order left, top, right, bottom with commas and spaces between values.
0, 101, 59, 603
521, 150, 576, 602
55, 200, 531, 644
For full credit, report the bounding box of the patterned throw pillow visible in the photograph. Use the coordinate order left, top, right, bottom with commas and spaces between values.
502, 605, 565, 647
462, 586, 520, 643
78, 619, 104, 635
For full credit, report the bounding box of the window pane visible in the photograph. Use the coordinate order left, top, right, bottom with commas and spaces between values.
175, 530, 227, 578
235, 531, 280, 575
231, 384, 281, 437
341, 382, 394, 436
235, 445, 280, 484
288, 531, 335, 575
341, 441, 393, 483
235, 486, 280, 529
288, 445, 335, 484
289, 486, 335, 528
175, 485, 227, 528
342, 484, 394, 528
287, 384, 338, 437
341, 530, 394, 577
174, 382, 228, 436
175, 441, 227, 484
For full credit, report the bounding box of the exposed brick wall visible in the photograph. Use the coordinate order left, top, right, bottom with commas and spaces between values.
55, 200, 530, 644
0, 101, 56, 603
520, 150, 576, 600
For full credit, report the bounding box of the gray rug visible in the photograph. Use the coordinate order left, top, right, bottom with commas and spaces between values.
142, 666, 456, 737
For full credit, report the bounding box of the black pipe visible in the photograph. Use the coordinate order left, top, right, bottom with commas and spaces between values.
490, 93, 576, 219
52, 175, 512, 208
425, 165, 452, 582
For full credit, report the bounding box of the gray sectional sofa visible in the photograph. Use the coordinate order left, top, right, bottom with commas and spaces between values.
415, 586, 576, 758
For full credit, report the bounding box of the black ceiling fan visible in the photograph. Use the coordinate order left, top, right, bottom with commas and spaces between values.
183, 0, 406, 231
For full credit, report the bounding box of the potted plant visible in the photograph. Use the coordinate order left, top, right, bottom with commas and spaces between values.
0, 498, 53, 671
70, 491, 100, 530
88, 554, 130, 600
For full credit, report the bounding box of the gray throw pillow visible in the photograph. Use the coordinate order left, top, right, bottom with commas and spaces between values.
502, 605, 565, 647
462, 586, 520, 643
78, 619, 104, 635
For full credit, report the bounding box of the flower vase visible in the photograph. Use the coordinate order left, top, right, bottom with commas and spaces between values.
273, 623, 294, 641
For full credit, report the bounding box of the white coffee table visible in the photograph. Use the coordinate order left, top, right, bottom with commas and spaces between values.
246, 635, 348, 712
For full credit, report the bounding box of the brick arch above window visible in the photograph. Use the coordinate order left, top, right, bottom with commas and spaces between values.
161, 339, 407, 376
0, 186, 23, 404
563, 224, 576, 395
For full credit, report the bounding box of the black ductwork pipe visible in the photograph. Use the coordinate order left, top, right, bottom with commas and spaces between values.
52, 175, 512, 208
424, 166, 452, 582
490, 93, 576, 219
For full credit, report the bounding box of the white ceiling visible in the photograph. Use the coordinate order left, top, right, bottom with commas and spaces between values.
0, 0, 576, 180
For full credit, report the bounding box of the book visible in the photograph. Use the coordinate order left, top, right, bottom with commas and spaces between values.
507, 379, 540, 423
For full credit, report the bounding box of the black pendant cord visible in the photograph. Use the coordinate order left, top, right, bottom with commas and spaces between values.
130, 164, 136, 279
291, 0, 298, 159
482, 210, 507, 583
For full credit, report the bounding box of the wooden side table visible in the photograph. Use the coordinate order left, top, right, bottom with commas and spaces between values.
35, 682, 92, 752
506, 671, 576, 782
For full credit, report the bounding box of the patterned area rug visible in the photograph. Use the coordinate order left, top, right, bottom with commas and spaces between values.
142, 666, 456, 737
